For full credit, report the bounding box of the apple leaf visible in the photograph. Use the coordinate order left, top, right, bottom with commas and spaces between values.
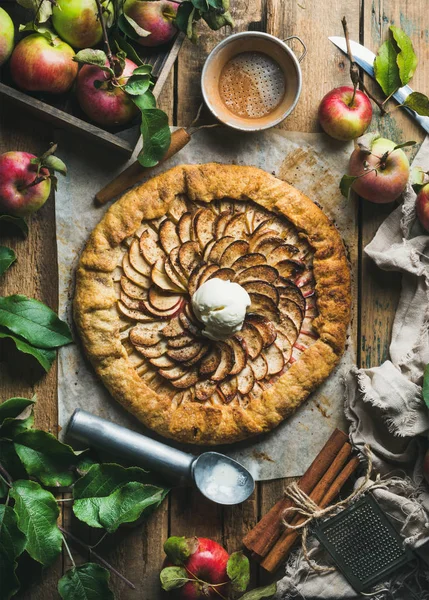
175, 2, 199, 43
227, 551, 250, 594
163, 536, 198, 565
133, 90, 157, 111
390, 26, 418, 86
160, 566, 190, 591
423, 364, 429, 409
403, 92, 429, 116
16, 0, 52, 23
43, 155, 67, 176
202, 6, 234, 30
113, 35, 144, 66
0, 398, 35, 438
73, 463, 169, 531
18, 22, 57, 44
0, 441, 27, 481
138, 109, 171, 168
58, 563, 114, 600
0, 247, 16, 277
410, 166, 429, 193
207, 0, 225, 7
0, 329, 56, 372
0, 295, 73, 349
0, 505, 27, 600
238, 582, 277, 600
118, 13, 150, 41
0, 215, 28, 237
339, 174, 359, 198
13, 430, 82, 487
374, 39, 401, 96
73, 49, 114, 76
190, 0, 209, 9
393, 141, 416, 150
10, 480, 62, 567
0, 397, 36, 426
124, 74, 151, 96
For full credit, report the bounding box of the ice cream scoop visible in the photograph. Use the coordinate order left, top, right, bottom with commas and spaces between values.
67, 409, 254, 506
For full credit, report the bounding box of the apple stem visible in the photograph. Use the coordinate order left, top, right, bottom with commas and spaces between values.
379, 151, 390, 170
341, 16, 387, 115
17, 175, 49, 192
94, 0, 117, 80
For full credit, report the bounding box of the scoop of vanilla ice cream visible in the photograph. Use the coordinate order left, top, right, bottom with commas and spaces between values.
191, 278, 251, 341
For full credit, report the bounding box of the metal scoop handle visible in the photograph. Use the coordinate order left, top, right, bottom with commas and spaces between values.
67, 409, 194, 484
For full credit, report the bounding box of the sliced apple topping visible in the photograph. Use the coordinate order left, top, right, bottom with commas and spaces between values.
159, 219, 181, 255
232, 252, 266, 273
178, 241, 202, 276
139, 229, 165, 266
208, 236, 235, 264
130, 323, 163, 347
193, 207, 216, 249
152, 258, 185, 293
210, 341, 234, 381
129, 239, 152, 277
223, 213, 248, 238
118, 301, 155, 322
263, 343, 285, 375
199, 346, 220, 375
195, 379, 217, 401
234, 322, 263, 360
123, 254, 151, 289
177, 212, 193, 244
213, 211, 232, 239
120, 197, 318, 403
219, 376, 238, 403
236, 265, 279, 284
220, 240, 250, 268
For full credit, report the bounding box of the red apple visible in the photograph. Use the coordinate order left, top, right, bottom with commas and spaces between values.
10, 34, 77, 94
0, 7, 14, 66
318, 86, 373, 141
76, 57, 139, 127
416, 183, 429, 232
0, 152, 51, 217
348, 137, 410, 203
123, 0, 178, 47
163, 537, 229, 599
52, 0, 114, 49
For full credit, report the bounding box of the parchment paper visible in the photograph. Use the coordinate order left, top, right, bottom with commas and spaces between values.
56, 127, 356, 481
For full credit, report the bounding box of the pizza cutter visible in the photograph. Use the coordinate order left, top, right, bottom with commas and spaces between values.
67, 409, 255, 506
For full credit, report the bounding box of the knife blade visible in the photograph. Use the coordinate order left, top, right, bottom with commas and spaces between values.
329, 36, 429, 134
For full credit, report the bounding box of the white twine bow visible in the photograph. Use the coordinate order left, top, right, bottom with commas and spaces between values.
282, 444, 376, 574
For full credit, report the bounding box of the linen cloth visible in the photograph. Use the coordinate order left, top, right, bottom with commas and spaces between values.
276, 137, 429, 599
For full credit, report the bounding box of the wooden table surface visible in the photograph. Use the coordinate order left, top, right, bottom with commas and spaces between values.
1, 1, 428, 598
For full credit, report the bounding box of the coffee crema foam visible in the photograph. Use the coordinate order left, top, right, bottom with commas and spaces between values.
219, 51, 286, 119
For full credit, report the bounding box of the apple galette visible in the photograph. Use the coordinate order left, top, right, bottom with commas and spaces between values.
74, 164, 351, 445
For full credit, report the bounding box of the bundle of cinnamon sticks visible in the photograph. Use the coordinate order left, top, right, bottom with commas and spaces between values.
243, 429, 360, 573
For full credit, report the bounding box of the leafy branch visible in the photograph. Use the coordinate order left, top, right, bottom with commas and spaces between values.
0, 396, 170, 599
339, 17, 429, 118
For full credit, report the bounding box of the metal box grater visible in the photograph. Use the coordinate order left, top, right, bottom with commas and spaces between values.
314, 493, 414, 593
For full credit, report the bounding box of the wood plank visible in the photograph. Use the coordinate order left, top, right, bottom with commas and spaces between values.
360, 0, 429, 369
267, 0, 362, 133
0, 98, 62, 599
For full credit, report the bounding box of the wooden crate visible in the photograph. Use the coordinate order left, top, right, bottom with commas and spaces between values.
0, 2, 184, 156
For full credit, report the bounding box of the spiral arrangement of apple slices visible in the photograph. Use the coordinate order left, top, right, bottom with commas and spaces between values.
114, 198, 318, 407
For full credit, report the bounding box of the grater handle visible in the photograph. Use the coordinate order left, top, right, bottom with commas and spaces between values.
284, 36, 307, 62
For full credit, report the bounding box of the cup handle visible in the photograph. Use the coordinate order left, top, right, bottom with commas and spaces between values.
284, 35, 307, 63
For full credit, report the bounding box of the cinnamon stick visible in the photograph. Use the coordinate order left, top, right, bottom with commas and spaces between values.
243, 428, 348, 558
95, 128, 191, 205
260, 452, 360, 573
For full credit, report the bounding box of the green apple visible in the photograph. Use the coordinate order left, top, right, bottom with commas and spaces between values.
0, 7, 14, 66
52, 0, 114, 49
